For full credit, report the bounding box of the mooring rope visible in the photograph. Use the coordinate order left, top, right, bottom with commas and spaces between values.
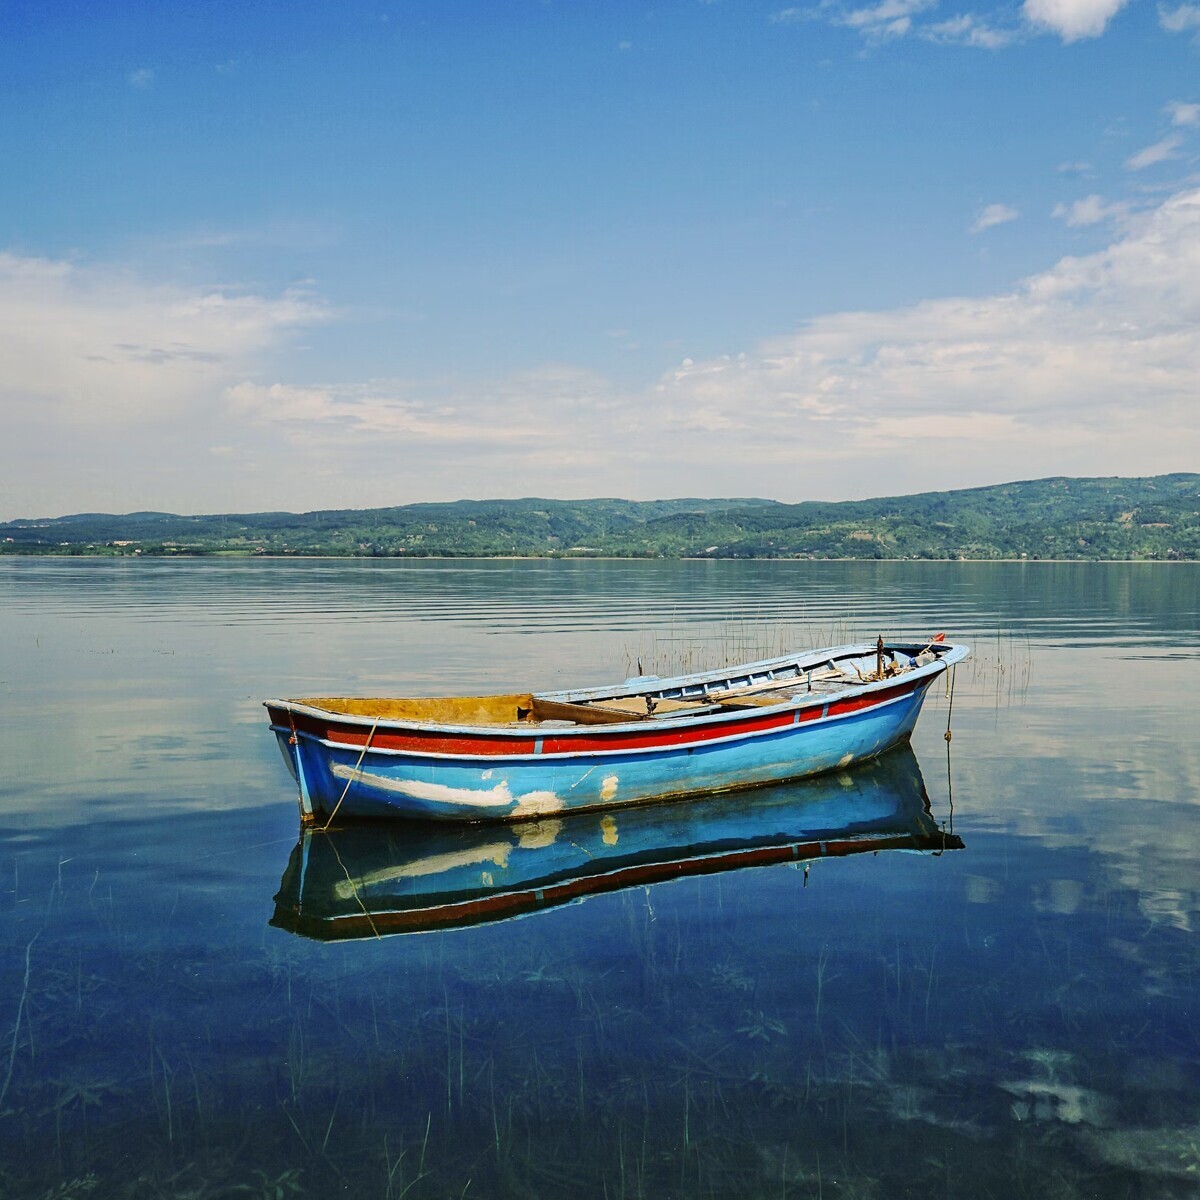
943, 663, 957, 840
322, 719, 380, 831
286, 709, 305, 813
944, 663, 957, 741
326, 835, 381, 939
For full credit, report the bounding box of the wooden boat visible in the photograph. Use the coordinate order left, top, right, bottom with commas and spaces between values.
271, 745, 963, 939
265, 637, 968, 824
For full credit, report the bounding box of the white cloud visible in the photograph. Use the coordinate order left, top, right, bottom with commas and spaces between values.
637, 188, 1200, 486
211, 188, 1200, 507
771, 0, 936, 39
779, 0, 1132, 47
225, 367, 624, 457
0, 253, 324, 426
1126, 135, 1184, 170
1022, 0, 1129, 38
1159, 2, 1200, 31
128, 67, 155, 89
837, 0, 937, 36
0, 254, 328, 516
970, 203, 1020, 233
1052, 194, 1131, 226
1166, 100, 1200, 127
6, 190, 1200, 514
922, 14, 1018, 46
776, 0, 1158, 46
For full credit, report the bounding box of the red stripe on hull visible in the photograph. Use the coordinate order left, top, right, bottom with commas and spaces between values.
539, 709, 795, 754
270, 677, 922, 759
824, 679, 920, 718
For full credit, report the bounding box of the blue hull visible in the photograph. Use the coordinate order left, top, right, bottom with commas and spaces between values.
277, 679, 934, 822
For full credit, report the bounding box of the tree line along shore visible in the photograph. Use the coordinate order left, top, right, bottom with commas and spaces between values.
3, 474, 1198, 562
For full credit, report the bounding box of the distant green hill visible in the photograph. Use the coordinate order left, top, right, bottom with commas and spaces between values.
3, 476, 1198, 560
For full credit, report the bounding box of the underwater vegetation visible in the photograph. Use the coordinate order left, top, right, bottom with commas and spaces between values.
4, 558, 1200, 1198
2, 825, 1198, 1200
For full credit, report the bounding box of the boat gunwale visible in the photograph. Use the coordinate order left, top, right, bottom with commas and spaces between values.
265, 641, 968, 741
270, 686, 921, 763
540, 641, 960, 704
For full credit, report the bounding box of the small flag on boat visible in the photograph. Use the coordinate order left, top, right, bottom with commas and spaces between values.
931, 632, 946, 643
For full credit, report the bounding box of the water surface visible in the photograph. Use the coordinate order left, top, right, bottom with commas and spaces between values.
1, 559, 1197, 1198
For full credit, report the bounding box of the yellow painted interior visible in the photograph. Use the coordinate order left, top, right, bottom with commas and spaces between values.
295, 689, 756, 727
297, 694, 535, 724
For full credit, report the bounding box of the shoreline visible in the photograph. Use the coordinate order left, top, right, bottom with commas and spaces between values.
1, 553, 1195, 565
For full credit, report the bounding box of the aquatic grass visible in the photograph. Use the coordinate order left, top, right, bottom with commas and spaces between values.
286, 1016, 306, 1105
960, 627, 1035, 708
1, 723, 1193, 1200
814, 944, 832, 1030
0, 928, 39, 1111
625, 614, 1035, 719
183, 1047, 208, 1142
154, 1047, 175, 1144
488, 1056, 504, 1160
231, 1167, 306, 1199
921, 944, 939, 1030
442, 992, 454, 1118
381, 1133, 405, 1200
319, 1088, 341, 1155
622, 618, 862, 682
379, 1113, 432, 1200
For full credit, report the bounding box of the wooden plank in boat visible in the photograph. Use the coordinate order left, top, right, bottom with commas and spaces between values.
713, 693, 801, 708
530, 698, 643, 725
587, 696, 703, 716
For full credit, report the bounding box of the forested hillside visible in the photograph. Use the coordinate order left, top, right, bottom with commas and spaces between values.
3, 475, 1198, 560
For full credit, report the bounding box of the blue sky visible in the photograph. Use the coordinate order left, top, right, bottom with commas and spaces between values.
1, 0, 1198, 517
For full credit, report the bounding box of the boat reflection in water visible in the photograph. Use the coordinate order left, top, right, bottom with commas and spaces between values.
271, 745, 962, 940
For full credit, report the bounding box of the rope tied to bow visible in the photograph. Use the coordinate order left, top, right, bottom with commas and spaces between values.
322, 719, 380, 831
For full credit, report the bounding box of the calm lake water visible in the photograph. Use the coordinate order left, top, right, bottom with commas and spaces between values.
1, 558, 1198, 1198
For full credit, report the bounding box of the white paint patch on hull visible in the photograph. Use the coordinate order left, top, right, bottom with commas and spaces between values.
330, 763, 565, 814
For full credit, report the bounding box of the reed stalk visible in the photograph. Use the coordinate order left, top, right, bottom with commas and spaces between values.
814, 945, 830, 1028
0, 930, 38, 1110
382, 1133, 404, 1200
157, 1048, 174, 1144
